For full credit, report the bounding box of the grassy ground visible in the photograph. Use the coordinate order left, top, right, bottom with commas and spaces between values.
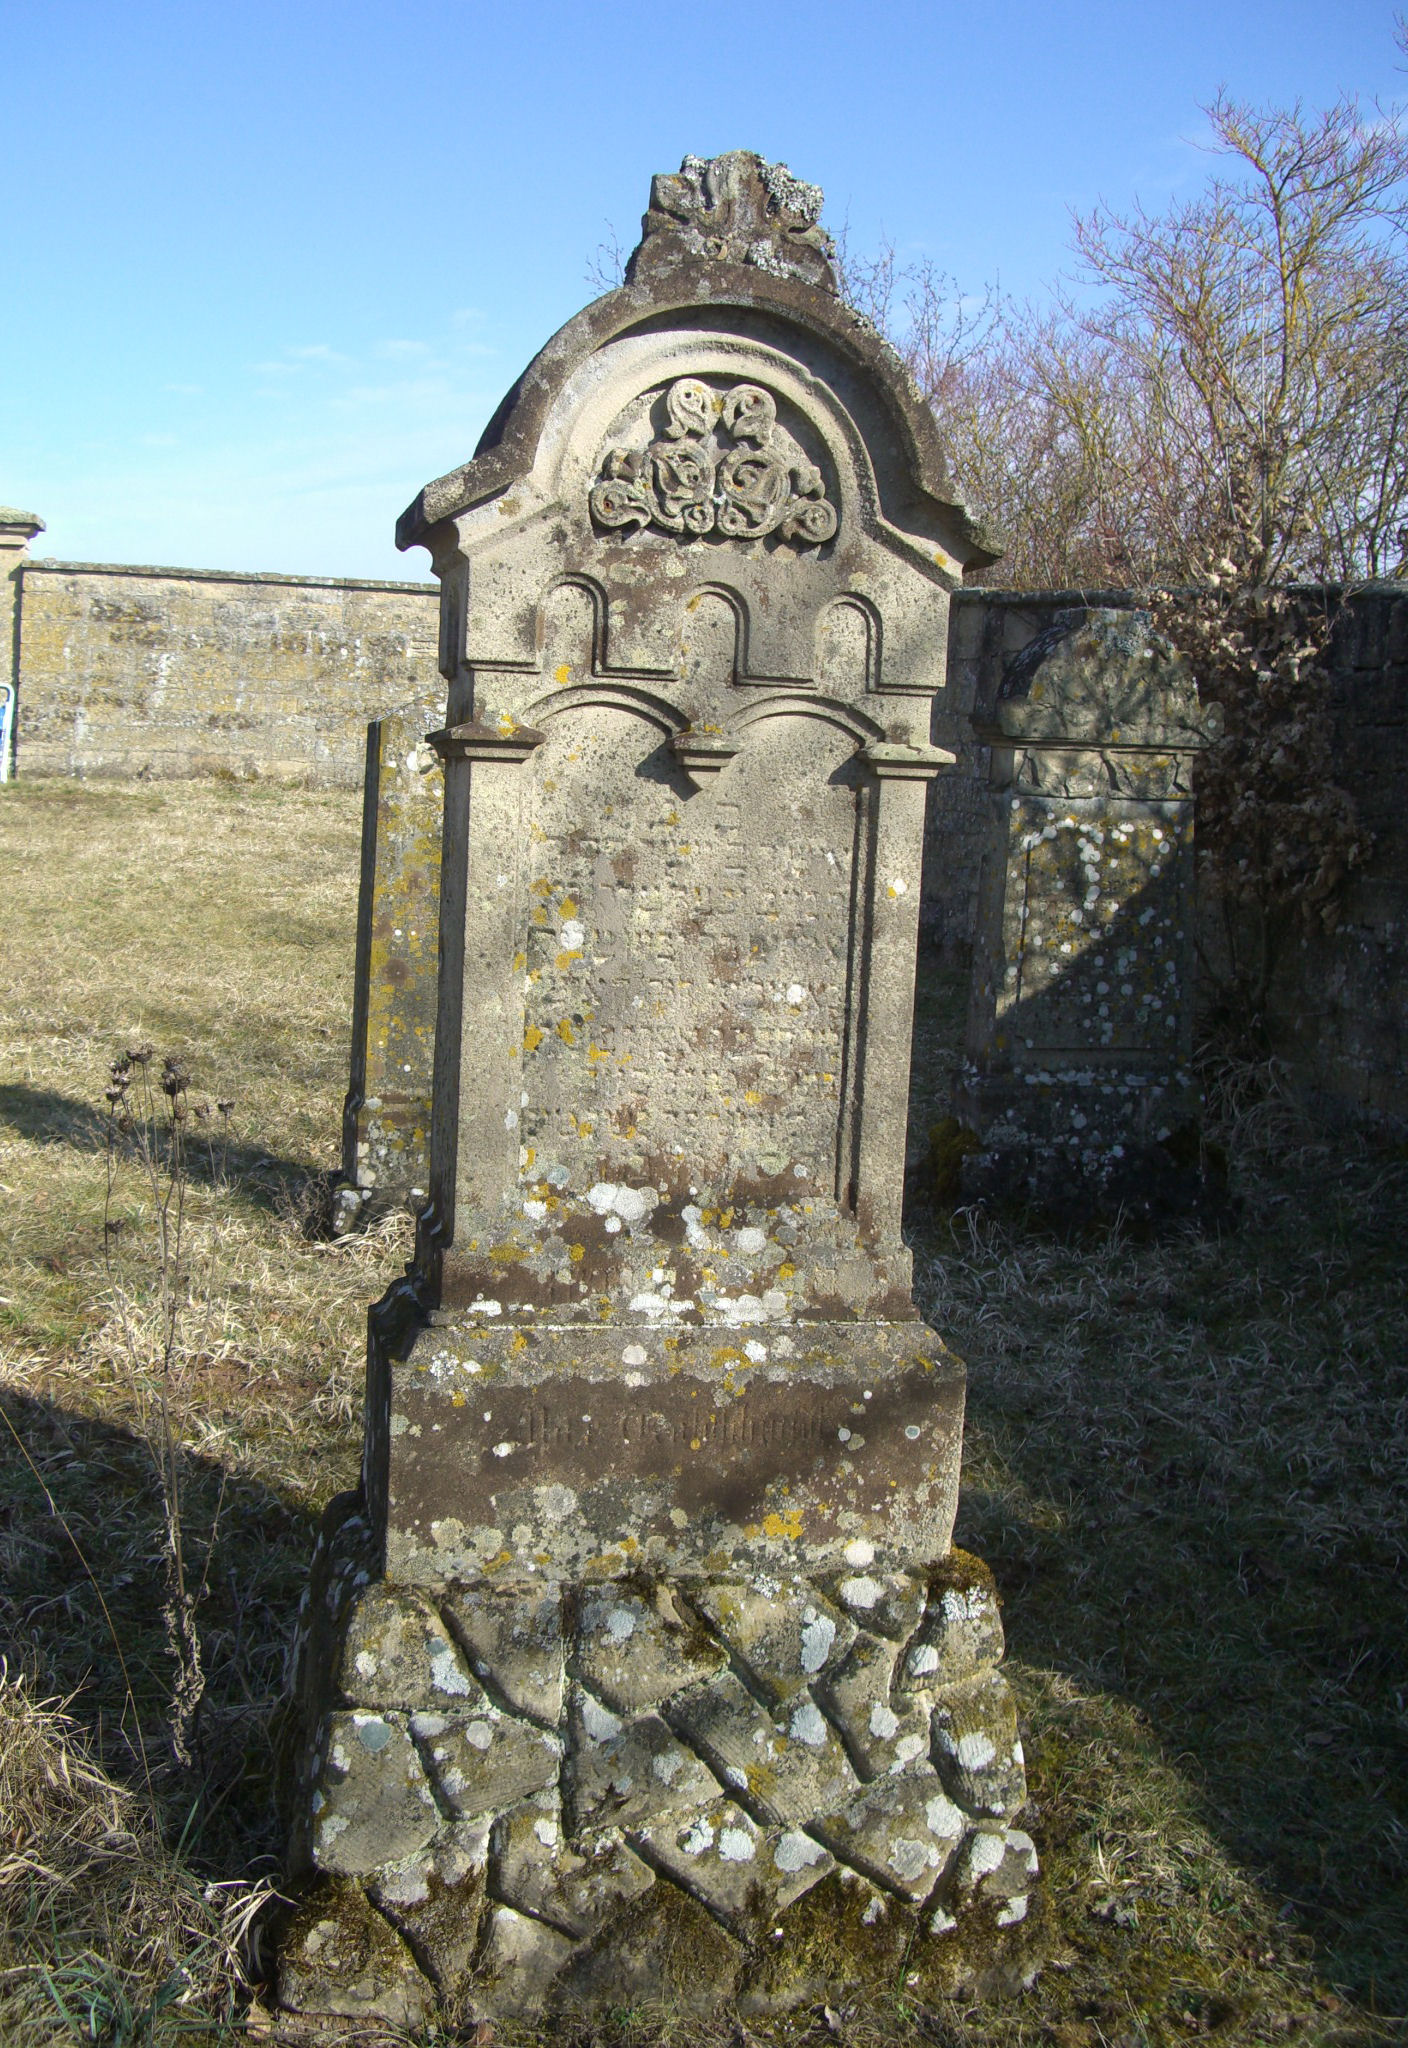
0, 776, 1403, 2046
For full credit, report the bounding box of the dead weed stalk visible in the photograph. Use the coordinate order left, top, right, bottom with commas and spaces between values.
102, 1050, 236, 1773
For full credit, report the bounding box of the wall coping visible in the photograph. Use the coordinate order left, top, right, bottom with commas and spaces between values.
955, 578, 1406, 607
20, 559, 439, 596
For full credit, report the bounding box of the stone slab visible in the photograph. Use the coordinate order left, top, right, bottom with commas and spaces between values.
379, 1319, 965, 1583
340, 699, 444, 1222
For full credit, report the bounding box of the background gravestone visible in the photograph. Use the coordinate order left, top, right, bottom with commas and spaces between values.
956, 604, 1221, 1220
283, 153, 1038, 2024
337, 697, 444, 1230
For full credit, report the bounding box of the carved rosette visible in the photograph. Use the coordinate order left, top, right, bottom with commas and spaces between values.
590, 378, 838, 548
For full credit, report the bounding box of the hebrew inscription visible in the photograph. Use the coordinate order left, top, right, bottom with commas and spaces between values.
589, 378, 838, 547
518, 708, 857, 1191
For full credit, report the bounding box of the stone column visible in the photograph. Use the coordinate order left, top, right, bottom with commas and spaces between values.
0, 508, 44, 779
281, 155, 1038, 2029
957, 604, 1221, 1219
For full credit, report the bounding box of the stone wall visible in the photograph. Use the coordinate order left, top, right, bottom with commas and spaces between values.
1253, 582, 1408, 1123
13, 557, 441, 785
927, 583, 1408, 1141
6, 529, 1401, 1129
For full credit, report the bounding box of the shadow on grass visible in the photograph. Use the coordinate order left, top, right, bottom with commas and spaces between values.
0, 1384, 317, 1886
0, 1081, 330, 1225
909, 1146, 1408, 2023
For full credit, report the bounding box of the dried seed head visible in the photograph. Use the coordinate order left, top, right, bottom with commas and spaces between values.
216, 1099, 235, 1117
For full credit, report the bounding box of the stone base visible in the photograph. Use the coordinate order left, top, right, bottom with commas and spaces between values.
280, 1515, 1039, 2022
955, 1065, 1227, 1227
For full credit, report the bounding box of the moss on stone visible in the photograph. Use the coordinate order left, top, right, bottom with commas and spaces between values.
905, 1882, 1052, 2003
927, 1116, 981, 1207
278, 1872, 432, 2027
553, 1881, 742, 2016
735, 1867, 913, 2016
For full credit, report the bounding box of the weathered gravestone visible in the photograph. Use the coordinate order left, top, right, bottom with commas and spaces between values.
282, 153, 1038, 2026
337, 697, 443, 1232
955, 601, 1222, 1219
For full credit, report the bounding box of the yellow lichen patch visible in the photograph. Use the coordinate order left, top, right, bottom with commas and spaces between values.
451, 1391, 467, 1407
511, 1332, 528, 1353
587, 1043, 610, 1063
778, 1263, 796, 1280
763, 1508, 804, 1540
559, 896, 577, 918
557, 1018, 576, 1046
530, 878, 553, 897
554, 663, 571, 685
568, 1244, 585, 1263
512, 951, 527, 972
554, 950, 582, 971
523, 1025, 544, 1053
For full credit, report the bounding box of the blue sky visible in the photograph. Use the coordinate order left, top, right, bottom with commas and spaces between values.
3, 1, 1402, 581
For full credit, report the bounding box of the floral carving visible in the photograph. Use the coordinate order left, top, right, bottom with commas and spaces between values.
589, 378, 838, 548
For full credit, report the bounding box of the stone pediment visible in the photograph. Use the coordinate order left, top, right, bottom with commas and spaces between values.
394, 152, 995, 574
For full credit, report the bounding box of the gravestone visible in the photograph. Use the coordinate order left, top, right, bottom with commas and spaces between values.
957, 603, 1221, 1218
283, 153, 1037, 2025
337, 697, 444, 1230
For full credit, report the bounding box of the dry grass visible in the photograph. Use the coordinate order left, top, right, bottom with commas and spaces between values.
1, 776, 1404, 2047
0, 1670, 268, 2043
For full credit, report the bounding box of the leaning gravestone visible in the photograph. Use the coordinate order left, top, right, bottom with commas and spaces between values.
282, 153, 1037, 2027
336, 696, 444, 1231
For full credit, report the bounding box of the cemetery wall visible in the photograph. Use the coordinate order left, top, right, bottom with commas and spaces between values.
12, 557, 441, 784
1255, 582, 1408, 1122
6, 534, 1402, 1126
931, 583, 1408, 1132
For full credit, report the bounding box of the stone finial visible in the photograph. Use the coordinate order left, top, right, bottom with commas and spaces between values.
0, 508, 45, 544
627, 151, 839, 294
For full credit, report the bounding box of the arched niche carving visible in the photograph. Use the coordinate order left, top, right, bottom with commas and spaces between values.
817, 596, 878, 691
676, 588, 741, 688
537, 579, 601, 687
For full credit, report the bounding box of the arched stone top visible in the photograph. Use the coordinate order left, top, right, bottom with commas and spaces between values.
416, 159, 976, 730
397, 260, 993, 572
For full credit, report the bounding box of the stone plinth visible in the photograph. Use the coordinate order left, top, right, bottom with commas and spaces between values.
283, 152, 1035, 2024
1, 509, 44, 781
957, 604, 1221, 1218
